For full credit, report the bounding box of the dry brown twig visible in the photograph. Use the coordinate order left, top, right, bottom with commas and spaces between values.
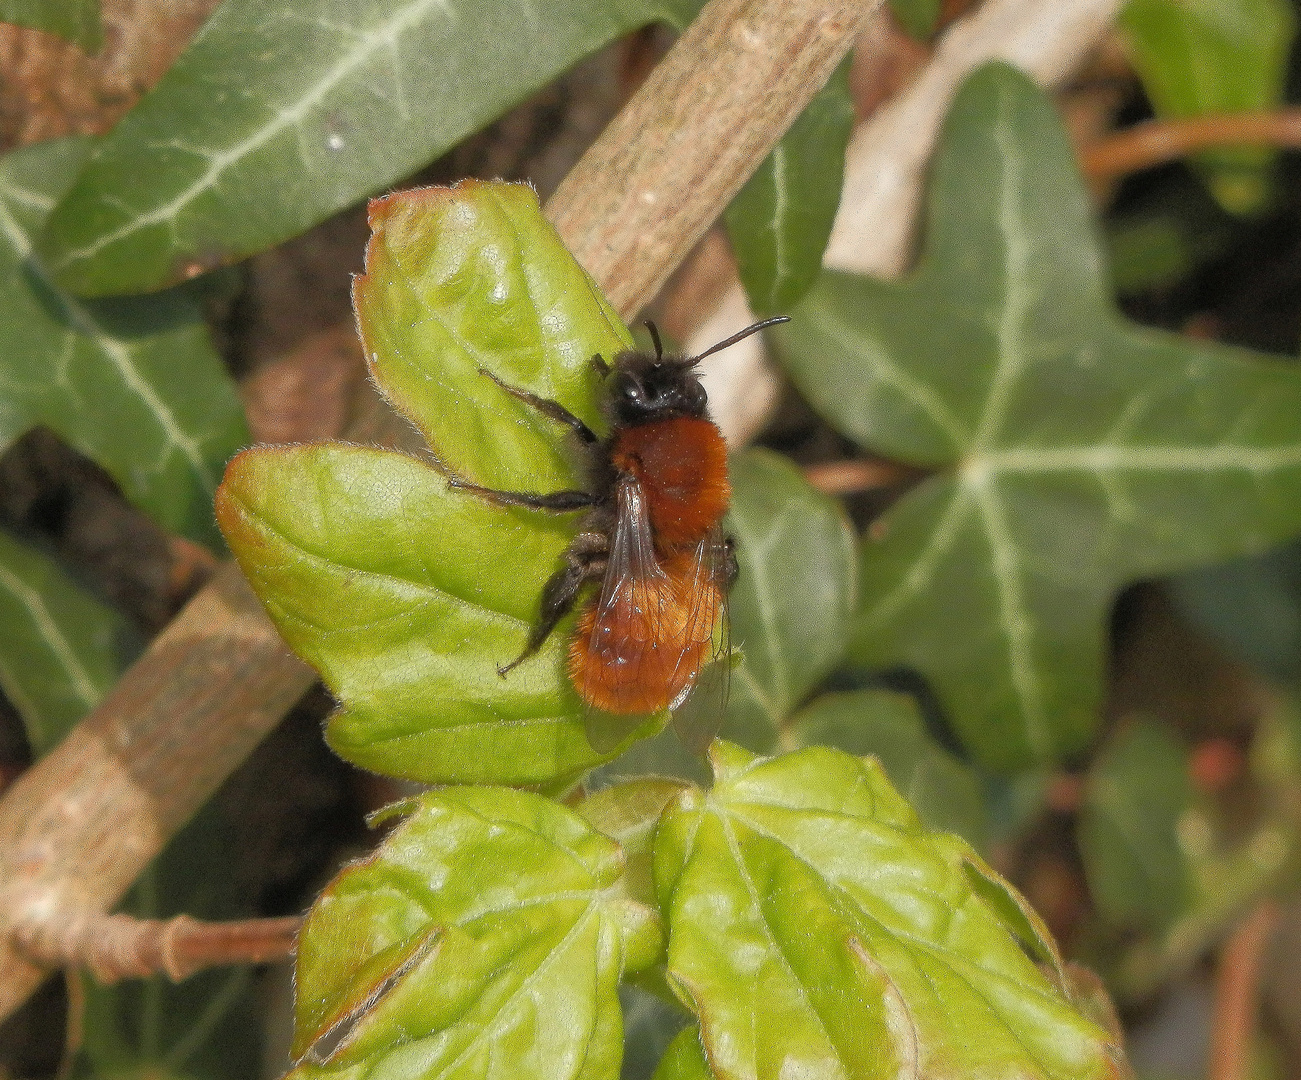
688, 0, 1126, 447
0, 0, 876, 1013
1209, 901, 1281, 1080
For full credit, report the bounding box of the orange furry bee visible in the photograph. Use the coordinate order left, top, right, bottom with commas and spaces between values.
451, 316, 788, 748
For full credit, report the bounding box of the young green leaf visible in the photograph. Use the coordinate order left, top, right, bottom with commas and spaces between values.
37, 0, 707, 297
654, 742, 1127, 1080
0, 137, 247, 547
218, 182, 656, 786
0, 0, 101, 50
651, 1028, 712, 1080
718, 450, 856, 750
289, 787, 661, 1079
788, 689, 987, 848
1120, 0, 1296, 214
0, 529, 127, 756
773, 62, 1301, 769
723, 58, 855, 315
1077, 719, 1196, 933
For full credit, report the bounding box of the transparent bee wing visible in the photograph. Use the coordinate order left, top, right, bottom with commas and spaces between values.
581, 475, 674, 751
668, 526, 733, 755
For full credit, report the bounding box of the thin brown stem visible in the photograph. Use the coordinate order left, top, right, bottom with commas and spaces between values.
1080, 109, 1301, 182
803, 458, 914, 496
1208, 900, 1281, 1080
0, 0, 876, 1018
12, 904, 299, 983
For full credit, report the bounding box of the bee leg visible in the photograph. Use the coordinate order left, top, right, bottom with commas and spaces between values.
590, 353, 610, 378
446, 476, 594, 512
478, 369, 598, 444
498, 532, 609, 676
722, 535, 739, 591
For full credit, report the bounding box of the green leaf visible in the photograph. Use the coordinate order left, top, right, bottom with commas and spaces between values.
289, 787, 661, 1078
0, 137, 247, 547
788, 689, 987, 849
888, 0, 942, 39
0, 0, 101, 50
218, 182, 656, 786
1170, 539, 1301, 683
352, 181, 630, 491
716, 449, 856, 751
1077, 719, 1196, 933
653, 742, 1126, 1080
622, 989, 693, 1080
75, 800, 264, 1080
36, 0, 708, 297
0, 529, 126, 755
772, 62, 1301, 770
723, 58, 855, 315
1120, 0, 1297, 214
651, 1028, 711, 1080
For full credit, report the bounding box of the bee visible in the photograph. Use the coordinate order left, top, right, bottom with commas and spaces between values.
449, 316, 789, 750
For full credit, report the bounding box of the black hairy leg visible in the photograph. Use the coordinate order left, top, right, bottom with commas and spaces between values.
499, 530, 609, 674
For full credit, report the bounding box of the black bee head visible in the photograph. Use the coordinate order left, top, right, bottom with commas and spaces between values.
608, 354, 708, 425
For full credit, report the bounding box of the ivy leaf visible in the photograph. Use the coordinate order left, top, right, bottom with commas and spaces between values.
653, 742, 1126, 1080
1170, 539, 1301, 683
1120, 0, 1297, 214
773, 62, 1301, 770
37, 0, 707, 297
1077, 720, 1196, 934
289, 787, 661, 1079
722, 58, 855, 316
76, 799, 265, 1080
0, 0, 101, 50
716, 449, 856, 751
788, 689, 987, 849
888, 0, 942, 39
0, 137, 247, 547
218, 181, 658, 787
0, 529, 127, 756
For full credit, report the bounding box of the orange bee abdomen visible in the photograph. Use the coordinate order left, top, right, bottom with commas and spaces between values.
610, 418, 729, 552
569, 554, 724, 715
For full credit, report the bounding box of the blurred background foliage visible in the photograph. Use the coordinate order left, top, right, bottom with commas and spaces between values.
5, 0, 1301, 1078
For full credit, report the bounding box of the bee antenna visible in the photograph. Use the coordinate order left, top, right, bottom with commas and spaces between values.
645, 320, 664, 361
687, 316, 790, 366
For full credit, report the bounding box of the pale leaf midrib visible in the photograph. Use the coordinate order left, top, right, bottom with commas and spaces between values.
0, 192, 213, 491
57, 0, 463, 268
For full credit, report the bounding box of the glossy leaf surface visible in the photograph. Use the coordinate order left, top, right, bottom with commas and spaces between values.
654, 742, 1125, 1080
218, 182, 655, 786
290, 788, 661, 1079
719, 450, 856, 750
0, 0, 100, 49
1077, 720, 1195, 933
0, 137, 247, 546
774, 63, 1301, 769
0, 529, 126, 755
37, 0, 706, 296
1121, 0, 1296, 213
723, 59, 854, 315
789, 689, 987, 848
